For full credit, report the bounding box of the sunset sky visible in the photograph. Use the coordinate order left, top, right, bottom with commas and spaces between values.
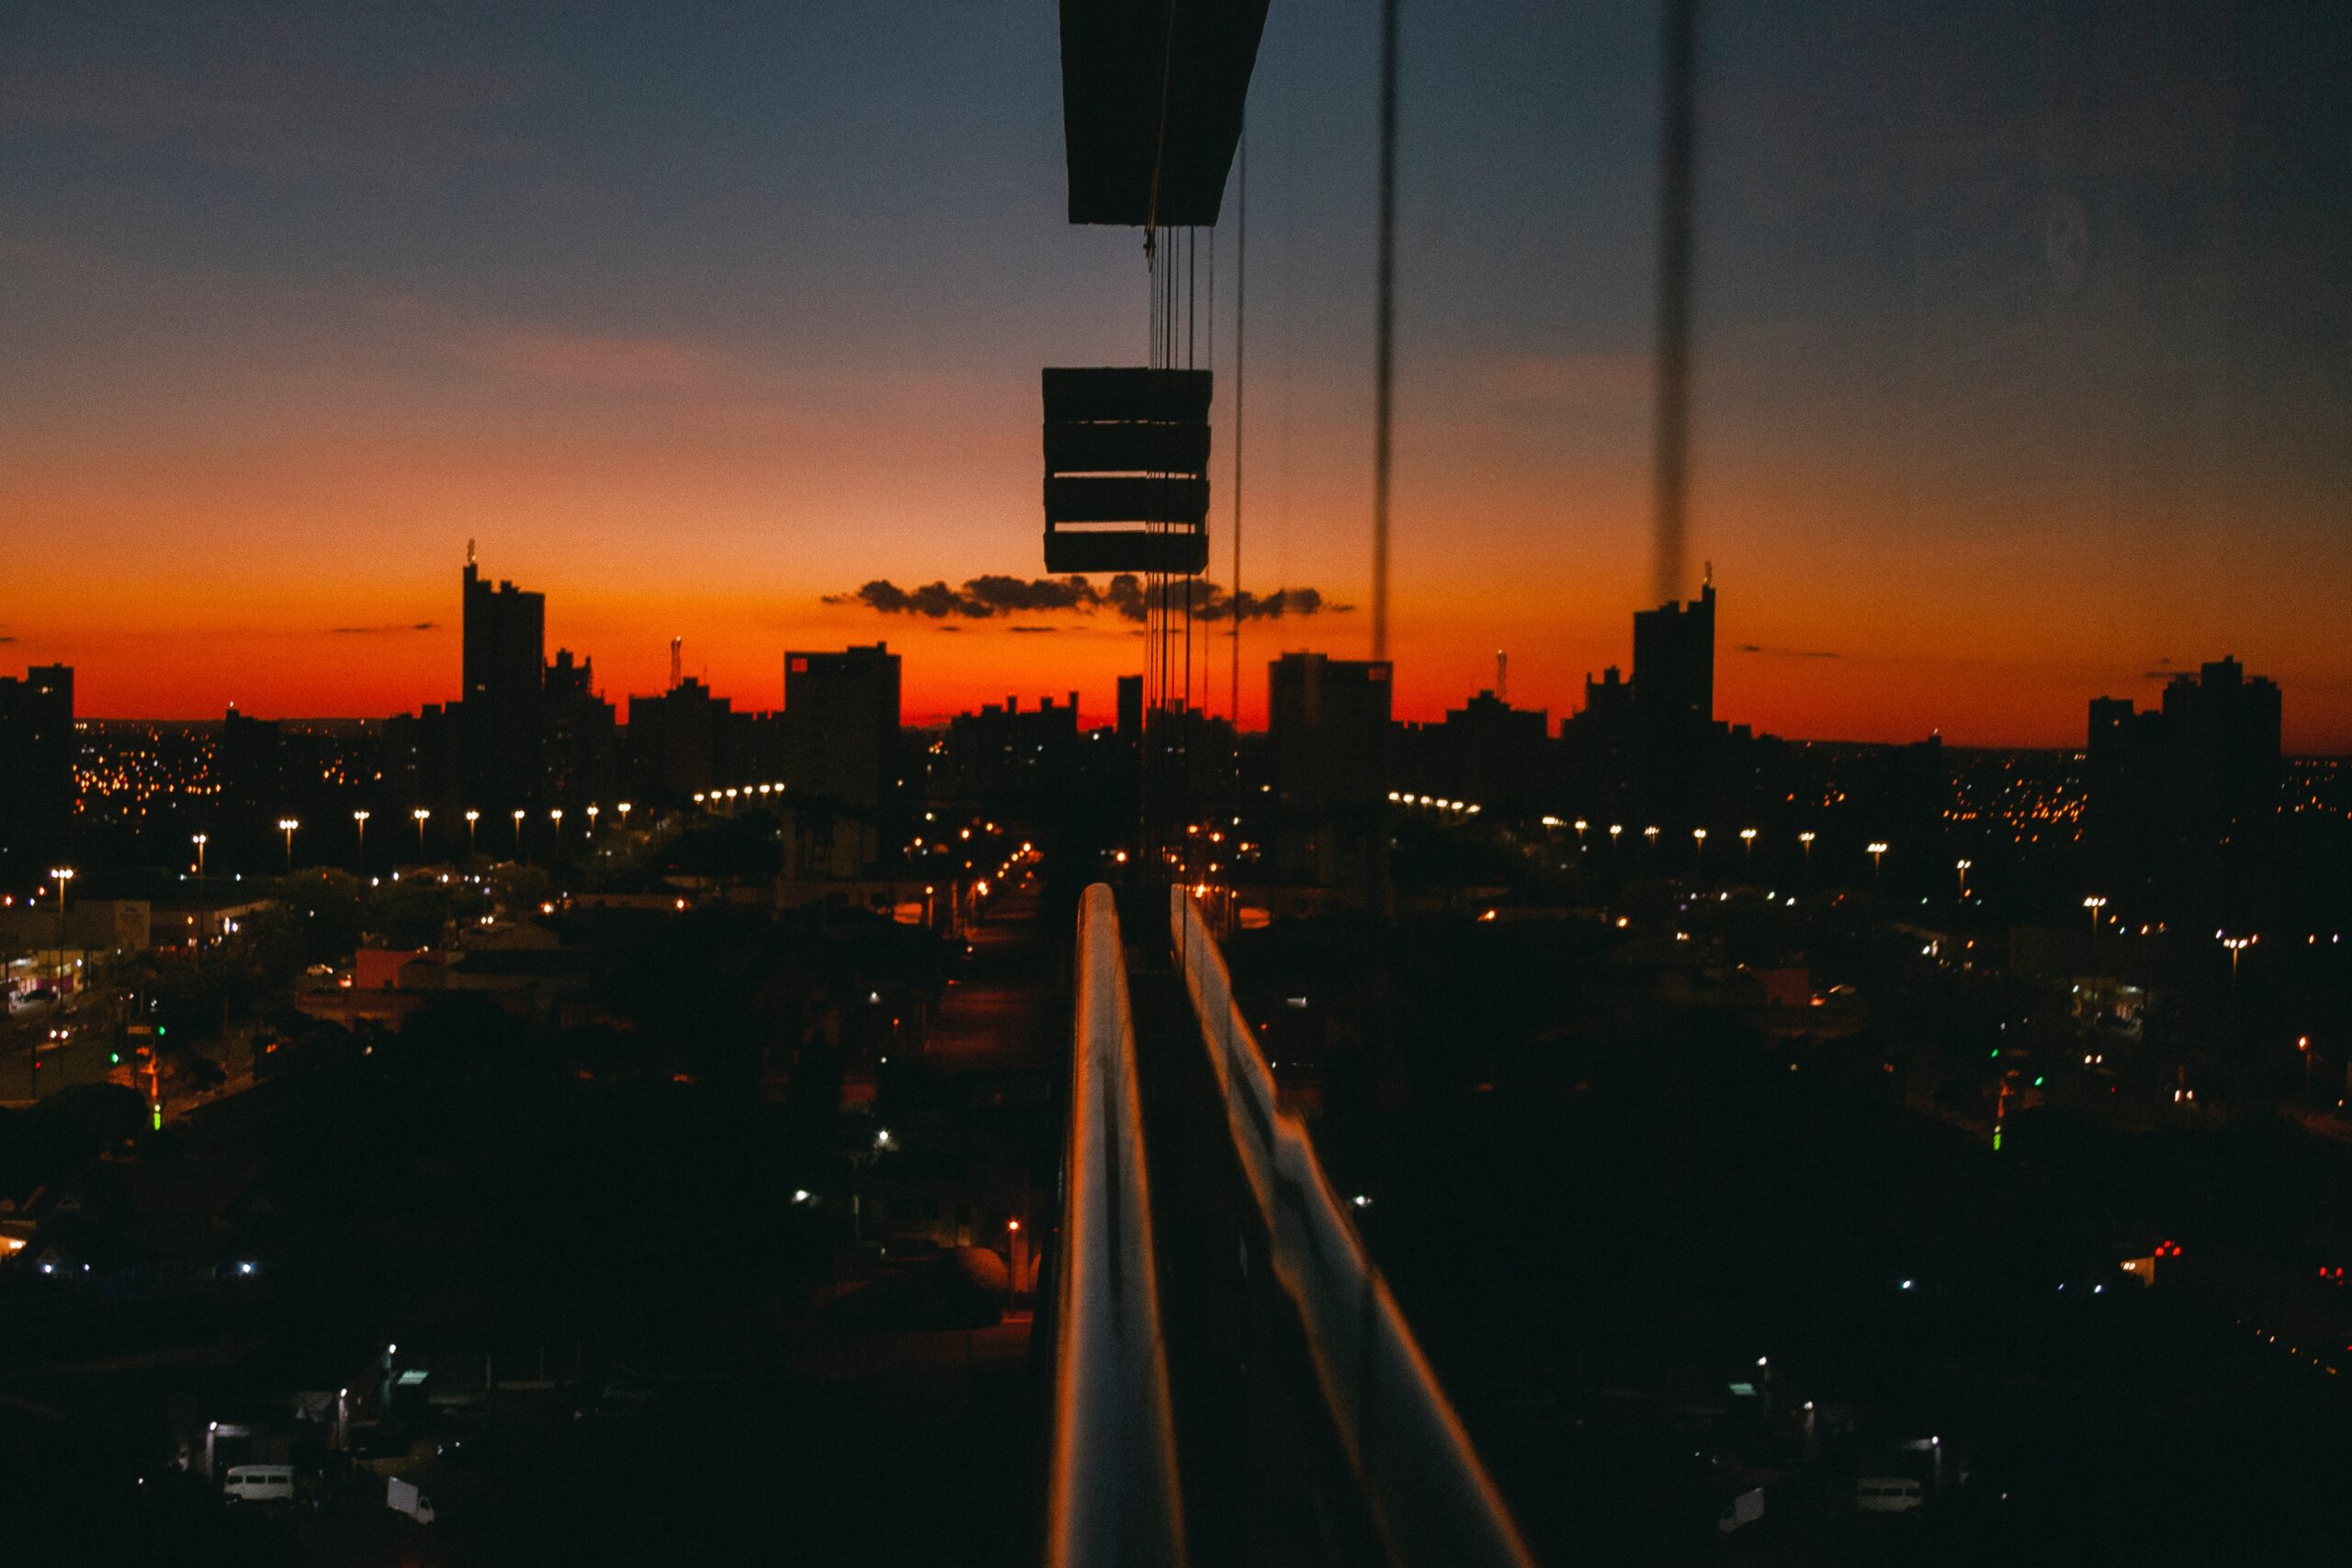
4, 2, 2346, 748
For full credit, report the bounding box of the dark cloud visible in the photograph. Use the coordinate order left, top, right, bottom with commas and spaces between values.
1737, 642, 1838, 659
828, 575, 1343, 626
330, 621, 439, 634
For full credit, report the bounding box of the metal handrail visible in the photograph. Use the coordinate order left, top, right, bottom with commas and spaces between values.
1048, 885, 1186, 1568
1170, 889, 1536, 1568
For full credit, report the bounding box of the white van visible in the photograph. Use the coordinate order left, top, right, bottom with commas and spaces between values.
1854, 1476, 1924, 1514
223, 1464, 296, 1504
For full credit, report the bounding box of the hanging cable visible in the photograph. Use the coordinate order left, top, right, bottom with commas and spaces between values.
1231, 126, 1247, 732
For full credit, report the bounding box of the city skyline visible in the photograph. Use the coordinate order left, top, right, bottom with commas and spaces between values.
5, 3, 2347, 748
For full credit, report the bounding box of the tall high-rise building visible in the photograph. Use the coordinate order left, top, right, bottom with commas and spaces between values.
0, 663, 75, 877
1631, 576, 1717, 820
1632, 578, 1715, 735
1268, 652, 1391, 807
2089, 655, 2281, 849
1116, 673, 1144, 740
782, 644, 902, 810
542, 649, 617, 807
461, 550, 546, 808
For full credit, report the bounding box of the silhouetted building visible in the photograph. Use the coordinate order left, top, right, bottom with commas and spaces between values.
627, 679, 730, 801
381, 704, 461, 812
1268, 652, 1391, 807
1632, 578, 1715, 818
461, 550, 546, 808
217, 704, 285, 820
2088, 656, 2281, 851
782, 644, 901, 810
944, 693, 1081, 802
542, 649, 617, 807
1445, 690, 1552, 813
0, 663, 74, 876
1116, 673, 1144, 740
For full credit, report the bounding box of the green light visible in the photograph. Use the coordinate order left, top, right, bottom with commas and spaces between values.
1993, 1126, 2003, 1151
156, 1026, 165, 1036
109, 1052, 121, 1065
152, 1102, 163, 1131
1989, 1049, 2000, 1059
2034, 1076, 2044, 1087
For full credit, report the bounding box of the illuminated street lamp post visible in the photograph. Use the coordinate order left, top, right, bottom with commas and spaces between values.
616, 802, 633, 829
1691, 826, 1708, 869
412, 807, 431, 859
1739, 827, 1757, 865
1798, 831, 1816, 871
49, 869, 74, 984
1572, 818, 1589, 847
277, 818, 300, 873
548, 807, 564, 853
1006, 1216, 1023, 1313
1866, 840, 1889, 883
1645, 825, 1660, 853
1955, 858, 1972, 899
2082, 895, 2108, 936
2221, 934, 2254, 998
353, 809, 369, 869
1608, 824, 1623, 851
512, 808, 527, 862
464, 808, 480, 856
584, 804, 599, 838
191, 833, 208, 878
2300, 1035, 2314, 1100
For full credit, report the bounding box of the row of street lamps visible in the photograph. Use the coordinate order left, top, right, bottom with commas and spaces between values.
204, 801, 639, 874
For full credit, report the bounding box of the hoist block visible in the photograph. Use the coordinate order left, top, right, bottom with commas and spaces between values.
1042, 367, 1213, 574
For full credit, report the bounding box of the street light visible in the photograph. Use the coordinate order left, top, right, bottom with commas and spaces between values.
1799, 829, 1816, 866
2221, 933, 2254, 996
585, 804, 599, 835
2083, 895, 2108, 935
512, 808, 527, 860
1608, 823, 1623, 848
1956, 858, 1973, 898
277, 818, 300, 872
2300, 1035, 2314, 1100
411, 807, 431, 858
1645, 825, 1660, 852
616, 802, 632, 828
353, 809, 370, 868
1739, 827, 1757, 864
1866, 840, 1889, 882
191, 833, 208, 877
465, 808, 481, 855
1691, 826, 1708, 868
1573, 818, 1589, 845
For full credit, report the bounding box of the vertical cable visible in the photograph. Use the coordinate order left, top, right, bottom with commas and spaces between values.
1372, 0, 1398, 663
1231, 128, 1247, 731
1653, 0, 1699, 605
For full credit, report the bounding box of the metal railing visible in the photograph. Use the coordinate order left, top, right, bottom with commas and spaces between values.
1048, 885, 1185, 1568
1170, 888, 1536, 1568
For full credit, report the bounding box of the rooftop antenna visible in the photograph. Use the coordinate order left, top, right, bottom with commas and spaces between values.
466, 538, 476, 567
1496, 649, 1508, 703
669, 637, 683, 692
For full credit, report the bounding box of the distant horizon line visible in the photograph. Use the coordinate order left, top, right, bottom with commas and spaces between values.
61, 714, 2349, 762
